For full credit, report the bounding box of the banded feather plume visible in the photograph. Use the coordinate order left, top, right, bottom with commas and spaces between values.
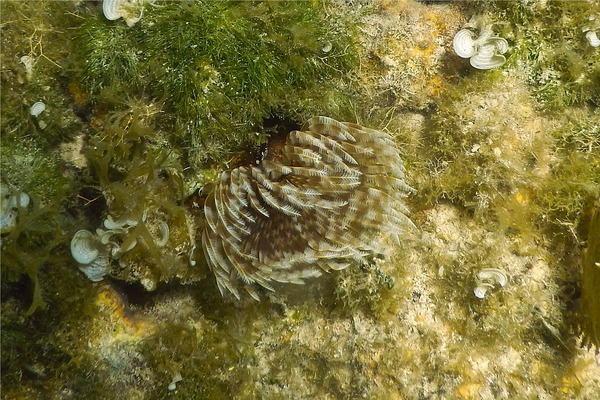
201, 116, 415, 300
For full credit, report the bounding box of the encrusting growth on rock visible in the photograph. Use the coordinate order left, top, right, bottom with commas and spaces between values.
580, 190, 600, 353
201, 116, 415, 300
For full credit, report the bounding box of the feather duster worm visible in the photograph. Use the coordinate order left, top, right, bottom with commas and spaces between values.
201, 116, 415, 300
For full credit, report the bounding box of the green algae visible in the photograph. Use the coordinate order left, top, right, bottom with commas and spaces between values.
75, 1, 359, 167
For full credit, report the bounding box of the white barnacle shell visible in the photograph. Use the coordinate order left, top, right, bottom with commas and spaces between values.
477, 267, 508, 287
102, 0, 144, 27
453, 29, 478, 58
0, 194, 17, 233
156, 221, 169, 247
167, 371, 183, 391
0, 210, 17, 233
0, 185, 30, 233
8, 192, 30, 209
79, 256, 110, 282
72, 230, 111, 281
71, 229, 105, 265
20, 55, 34, 79
102, 0, 121, 20
1, 185, 15, 233
97, 228, 122, 245
104, 215, 137, 230
30, 101, 46, 117
586, 31, 600, 48
474, 267, 508, 299
453, 26, 509, 70
474, 282, 494, 299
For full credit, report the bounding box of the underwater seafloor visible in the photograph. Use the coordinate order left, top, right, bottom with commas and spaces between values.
1, 0, 600, 399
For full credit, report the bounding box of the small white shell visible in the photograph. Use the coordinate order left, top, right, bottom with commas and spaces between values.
453, 29, 477, 58
487, 37, 509, 54
586, 31, 600, 48
168, 372, 183, 391
8, 192, 30, 209
79, 256, 110, 282
0, 186, 28, 233
103, 0, 144, 26
102, 0, 121, 21
156, 221, 169, 247
20, 55, 34, 78
97, 228, 123, 245
0, 209, 17, 233
474, 282, 494, 299
30, 101, 46, 117
71, 229, 104, 265
477, 268, 508, 287
322, 41, 333, 53
474, 267, 508, 299
104, 215, 137, 230
470, 43, 507, 70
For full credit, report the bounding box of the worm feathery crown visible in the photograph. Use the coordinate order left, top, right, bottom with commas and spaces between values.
202, 116, 415, 300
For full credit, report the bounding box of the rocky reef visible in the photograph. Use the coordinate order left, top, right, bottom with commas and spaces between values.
2, 0, 599, 399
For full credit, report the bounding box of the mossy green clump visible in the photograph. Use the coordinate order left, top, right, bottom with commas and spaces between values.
487, 0, 600, 109
536, 109, 600, 240
334, 259, 397, 314
76, 1, 359, 167
0, 1, 86, 147
415, 74, 550, 219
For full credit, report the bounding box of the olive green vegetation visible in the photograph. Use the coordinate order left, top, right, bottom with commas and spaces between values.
580, 193, 600, 353
1, 1, 84, 315
485, 0, 600, 109
415, 74, 600, 240
0, 1, 84, 148
76, 1, 359, 167
83, 103, 205, 289
0, 141, 76, 315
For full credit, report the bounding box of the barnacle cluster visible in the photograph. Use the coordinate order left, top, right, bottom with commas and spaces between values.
453, 22, 509, 70
202, 116, 415, 300
71, 213, 170, 283
583, 15, 600, 48
71, 229, 110, 282
0, 184, 30, 234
